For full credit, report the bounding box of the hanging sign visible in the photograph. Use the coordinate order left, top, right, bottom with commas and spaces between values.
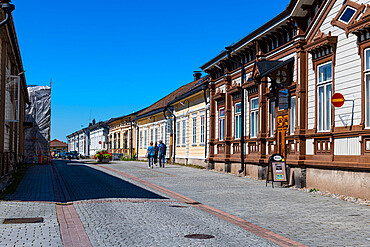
331, 93, 345, 107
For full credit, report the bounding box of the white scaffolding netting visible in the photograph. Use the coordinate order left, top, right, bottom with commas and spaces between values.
24, 86, 51, 163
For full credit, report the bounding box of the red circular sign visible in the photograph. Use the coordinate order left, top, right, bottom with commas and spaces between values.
331, 93, 345, 107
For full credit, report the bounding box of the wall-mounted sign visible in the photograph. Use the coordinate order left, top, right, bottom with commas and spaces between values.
331, 93, 345, 107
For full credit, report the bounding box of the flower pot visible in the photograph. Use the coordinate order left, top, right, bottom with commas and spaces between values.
101, 158, 110, 163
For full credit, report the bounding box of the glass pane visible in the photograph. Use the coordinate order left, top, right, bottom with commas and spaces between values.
326, 84, 332, 131
318, 63, 332, 83
339, 7, 356, 23
239, 115, 242, 138
291, 97, 296, 134
366, 49, 370, 71
220, 108, 225, 117
318, 86, 324, 131
270, 101, 276, 136
235, 116, 239, 138
366, 79, 369, 126
251, 112, 255, 137
256, 112, 259, 135
251, 98, 259, 110
279, 89, 289, 110
235, 103, 241, 113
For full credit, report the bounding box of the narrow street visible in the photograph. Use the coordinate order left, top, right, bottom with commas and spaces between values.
0, 160, 369, 246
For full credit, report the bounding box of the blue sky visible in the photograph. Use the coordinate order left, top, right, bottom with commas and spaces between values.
13, 0, 289, 142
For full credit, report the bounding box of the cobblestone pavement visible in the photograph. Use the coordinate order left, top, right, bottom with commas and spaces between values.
0, 165, 62, 246
98, 161, 370, 247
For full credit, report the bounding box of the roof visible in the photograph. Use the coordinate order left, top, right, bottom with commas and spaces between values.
107, 109, 144, 124
135, 77, 205, 120
50, 139, 67, 147
200, 0, 299, 70
168, 76, 209, 106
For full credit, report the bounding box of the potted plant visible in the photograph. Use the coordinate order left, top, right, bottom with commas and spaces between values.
94, 150, 113, 163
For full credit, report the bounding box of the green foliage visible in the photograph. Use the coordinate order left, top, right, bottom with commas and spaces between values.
309, 188, 319, 193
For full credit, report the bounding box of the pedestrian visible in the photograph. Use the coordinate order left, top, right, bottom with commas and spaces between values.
146, 142, 155, 168
154, 142, 159, 165
158, 140, 167, 168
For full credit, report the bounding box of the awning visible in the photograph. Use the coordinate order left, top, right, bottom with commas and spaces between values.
255, 57, 294, 78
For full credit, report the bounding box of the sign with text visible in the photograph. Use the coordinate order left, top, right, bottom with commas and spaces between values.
272, 162, 287, 182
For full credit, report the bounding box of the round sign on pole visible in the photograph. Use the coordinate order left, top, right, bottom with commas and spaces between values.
331, 93, 345, 107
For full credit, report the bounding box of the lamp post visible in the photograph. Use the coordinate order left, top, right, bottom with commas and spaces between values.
226, 47, 246, 176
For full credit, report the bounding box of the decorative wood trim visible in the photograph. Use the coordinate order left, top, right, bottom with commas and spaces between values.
346, 5, 370, 36
331, 0, 365, 31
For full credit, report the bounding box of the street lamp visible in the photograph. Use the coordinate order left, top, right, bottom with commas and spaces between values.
225, 47, 246, 175
0, 1, 15, 28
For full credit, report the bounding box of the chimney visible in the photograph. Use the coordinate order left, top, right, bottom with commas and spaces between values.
193, 71, 202, 81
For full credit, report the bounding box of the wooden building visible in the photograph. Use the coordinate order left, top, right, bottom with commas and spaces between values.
168, 73, 210, 166
0, 1, 29, 181
107, 112, 139, 159
201, 0, 370, 199
50, 139, 67, 156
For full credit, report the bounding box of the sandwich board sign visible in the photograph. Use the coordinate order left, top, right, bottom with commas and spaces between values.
266, 154, 288, 188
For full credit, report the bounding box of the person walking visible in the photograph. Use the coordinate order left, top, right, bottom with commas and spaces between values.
146, 142, 155, 169
154, 142, 159, 166
158, 140, 167, 168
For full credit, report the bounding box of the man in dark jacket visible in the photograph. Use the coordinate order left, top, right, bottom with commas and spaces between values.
158, 140, 167, 168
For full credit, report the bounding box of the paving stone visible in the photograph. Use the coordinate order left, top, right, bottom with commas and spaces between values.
99, 161, 370, 247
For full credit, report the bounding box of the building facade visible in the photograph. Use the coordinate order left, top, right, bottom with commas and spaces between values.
50, 139, 67, 156
89, 122, 109, 157
107, 113, 138, 159
0, 2, 29, 182
201, 0, 370, 199
168, 74, 210, 166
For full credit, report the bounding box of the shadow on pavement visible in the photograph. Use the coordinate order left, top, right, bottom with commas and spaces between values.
6, 160, 166, 202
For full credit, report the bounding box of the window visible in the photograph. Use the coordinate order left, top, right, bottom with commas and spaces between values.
200, 113, 205, 144
317, 62, 333, 131
150, 128, 154, 143
279, 89, 289, 110
339, 6, 356, 24
192, 115, 197, 144
365, 49, 370, 128
155, 127, 158, 143
219, 108, 225, 140
270, 101, 276, 136
161, 125, 164, 141
176, 121, 180, 146
144, 129, 147, 148
139, 130, 143, 149
235, 103, 242, 139
182, 120, 186, 145
251, 98, 259, 138
291, 97, 296, 134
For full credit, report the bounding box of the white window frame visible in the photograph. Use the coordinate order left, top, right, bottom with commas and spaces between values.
139, 130, 143, 149
365, 48, 370, 128
150, 128, 154, 143
338, 6, 357, 24
155, 126, 158, 143
251, 98, 259, 138
235, 103, 241, 139
161, 125, 164, 141
144, 129, 147, 148
290, 97, 296, 134
200, 112, 205, 144
192, 114, 197, 145
219, 107, 225, 141
182, 119, 186, 145
176, 121, 180, 146
317, 61, 333, 132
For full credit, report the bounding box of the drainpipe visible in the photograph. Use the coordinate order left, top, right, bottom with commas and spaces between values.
166, 107, 176, 163
130, 117, 133, 160
226, 47, 246, 176
203, 87, 209, 160
132, 120, 139, 160
0, 2, 15, 28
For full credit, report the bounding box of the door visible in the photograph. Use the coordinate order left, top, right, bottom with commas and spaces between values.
276, 114, 288, 157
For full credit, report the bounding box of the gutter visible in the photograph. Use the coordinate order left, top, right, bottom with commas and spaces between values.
134, 107, 166, 121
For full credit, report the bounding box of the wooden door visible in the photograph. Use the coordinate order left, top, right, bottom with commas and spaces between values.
276, 114, 288, 157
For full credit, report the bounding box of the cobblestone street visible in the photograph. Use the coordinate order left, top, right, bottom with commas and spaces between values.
0, 160, 369, 246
